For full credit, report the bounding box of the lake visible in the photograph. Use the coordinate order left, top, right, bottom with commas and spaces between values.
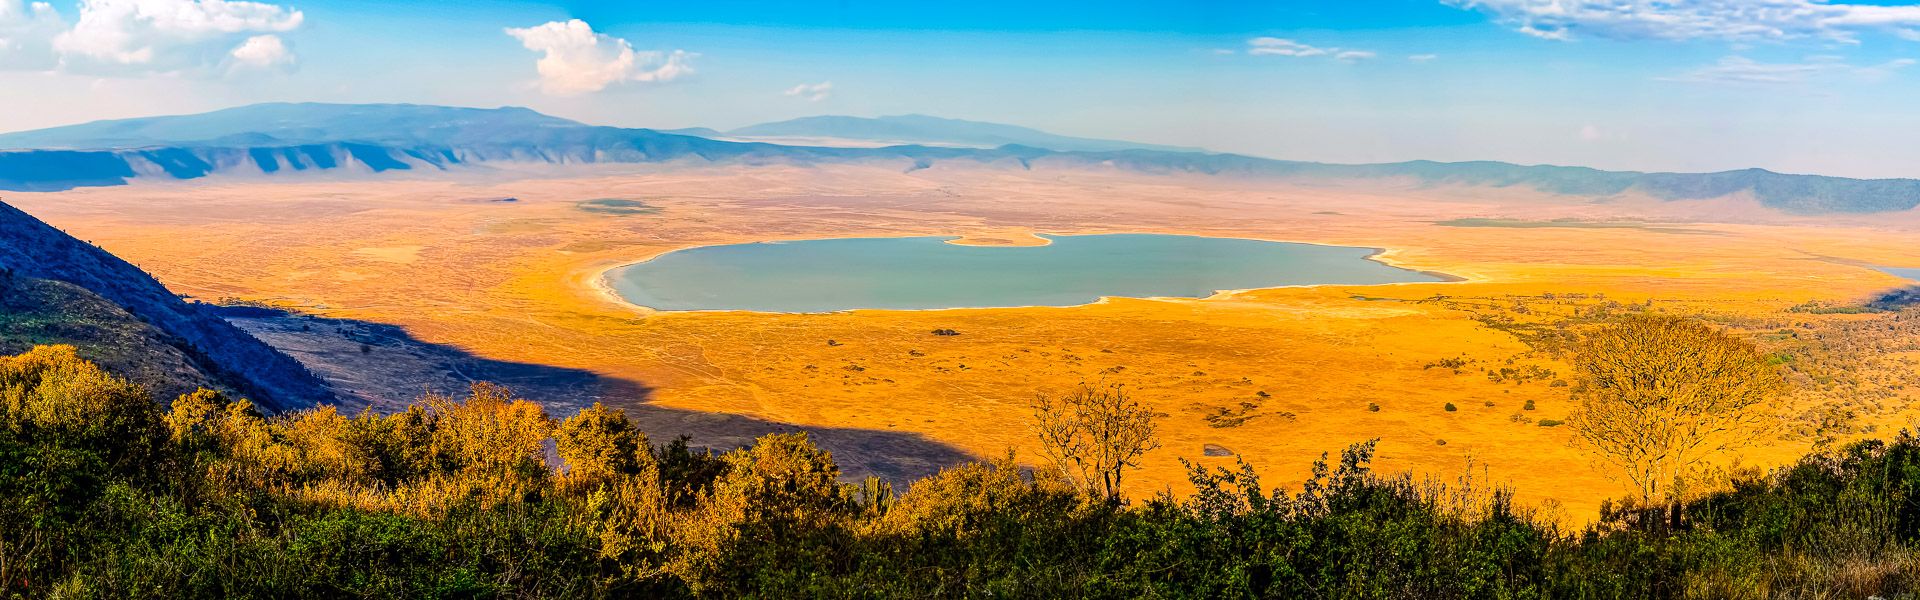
1881, 267, 1920, 281
606, 234, 1449, 313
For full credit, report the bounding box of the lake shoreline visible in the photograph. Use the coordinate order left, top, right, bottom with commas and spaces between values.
590, 232, 1468, 315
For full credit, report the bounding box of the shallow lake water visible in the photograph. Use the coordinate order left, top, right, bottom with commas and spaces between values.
1880, 266, 1920, 281
607, 234, 1448, 312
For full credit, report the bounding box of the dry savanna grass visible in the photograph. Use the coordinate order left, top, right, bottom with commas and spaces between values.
11, 162, 1920, 519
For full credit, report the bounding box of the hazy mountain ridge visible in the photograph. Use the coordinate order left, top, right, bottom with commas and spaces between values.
0, 201, 334, 410
0, 103, 584, 150
722, 114, 1207, 153
0, 103, 1916, 214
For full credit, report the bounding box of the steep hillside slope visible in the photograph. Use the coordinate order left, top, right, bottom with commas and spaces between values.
0, 201, 332, 410
0, 276, 225, 400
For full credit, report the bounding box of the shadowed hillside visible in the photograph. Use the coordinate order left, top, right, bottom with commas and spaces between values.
0, 201, 332, 411
0, 276, 225, 400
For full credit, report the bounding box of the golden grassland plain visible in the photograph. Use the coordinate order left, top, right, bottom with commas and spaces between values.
11, 163, 1920, 518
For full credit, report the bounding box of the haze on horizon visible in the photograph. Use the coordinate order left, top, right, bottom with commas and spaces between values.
3, 0, 1920, 179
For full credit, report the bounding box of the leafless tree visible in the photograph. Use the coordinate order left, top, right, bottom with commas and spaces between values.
1030, 382, 1160, 502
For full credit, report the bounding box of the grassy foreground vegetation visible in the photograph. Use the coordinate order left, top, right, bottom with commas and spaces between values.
4, 335, 1920, 598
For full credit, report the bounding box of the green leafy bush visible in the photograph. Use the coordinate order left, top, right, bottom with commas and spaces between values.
7, 345, 1920, 598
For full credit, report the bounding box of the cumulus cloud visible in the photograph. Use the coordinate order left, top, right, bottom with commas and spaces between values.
1662, 54, 1916, 84
505, 19, 693, 96
783, 81, 831, 102
1246, 37, 1381, 62
227, 33, 289, 69
0, 0, 62, 68
0, 0, 302, 74
1446, 0, 1920, 42
54, 0, 302, 70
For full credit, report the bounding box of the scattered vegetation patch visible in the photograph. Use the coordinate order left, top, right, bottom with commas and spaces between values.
1486, 364, 1556, 385
1787, 300, 1881, 315
1197, 400, 1264, 428
575, 198, 660, 215
1425, 356, 1476, 374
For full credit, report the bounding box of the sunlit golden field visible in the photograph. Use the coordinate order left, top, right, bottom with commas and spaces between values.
13, 163, 1920, 519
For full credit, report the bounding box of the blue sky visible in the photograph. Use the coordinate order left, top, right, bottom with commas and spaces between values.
3, 0, 1920, 177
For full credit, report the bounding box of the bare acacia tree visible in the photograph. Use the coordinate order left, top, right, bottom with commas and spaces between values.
1029, 382, 1160, 501
1568, 315, 1785, 504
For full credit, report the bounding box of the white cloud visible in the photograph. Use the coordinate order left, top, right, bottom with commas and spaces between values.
0, 0, 62, 69
1246, 37, 1378, 62
505, 19, 692, 96
1446, 0, 1920, 43
226, 32, 288, 69
1247, 37, 1329, 57
1, 0, 302, 74
783, 81, 831, 102
1408, 53, 1440, 62
1662, 54, 1916, 84
54, 0, 302, 71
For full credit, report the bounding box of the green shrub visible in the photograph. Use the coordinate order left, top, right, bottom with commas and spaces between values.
1444, 403, 1458, 412
10, 345, 1920, 598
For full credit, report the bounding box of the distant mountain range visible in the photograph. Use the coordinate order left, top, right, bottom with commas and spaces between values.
0, 102, 1917, 214
715, 114, 1207, 153
0, 103, 584, 150
0, 201, 334, 411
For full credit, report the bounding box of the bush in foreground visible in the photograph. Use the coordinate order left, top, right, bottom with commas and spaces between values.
5, 345, 1920, 598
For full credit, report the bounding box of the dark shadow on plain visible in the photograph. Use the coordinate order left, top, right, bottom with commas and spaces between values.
1871, 286, 1920, 311
218, 306, 974, 484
